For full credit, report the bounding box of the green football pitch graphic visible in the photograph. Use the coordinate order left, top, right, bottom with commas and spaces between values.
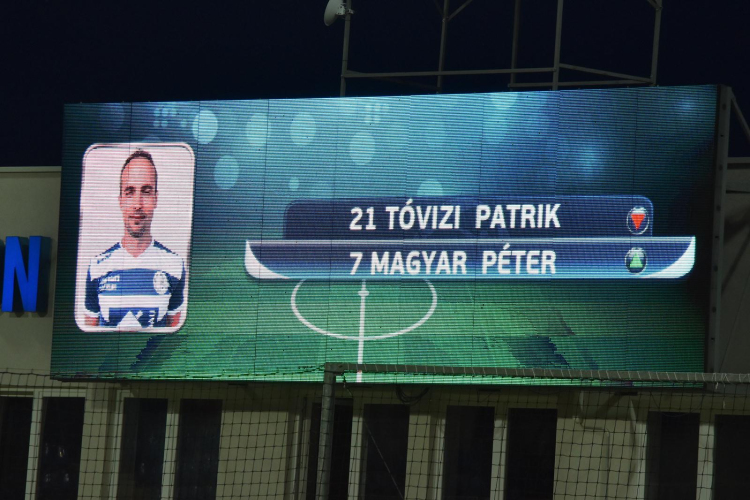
55, 256, 705, 382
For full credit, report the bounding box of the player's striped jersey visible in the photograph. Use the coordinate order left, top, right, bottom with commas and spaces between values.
85, 241, 185, 330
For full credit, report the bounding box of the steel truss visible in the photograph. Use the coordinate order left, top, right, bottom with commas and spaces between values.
335, 0, 663, 96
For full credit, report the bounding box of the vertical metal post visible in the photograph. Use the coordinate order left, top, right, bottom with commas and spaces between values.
649, 0, 662, 85
437, 0, 450, 93
708, 86, 731, 372
696, 409, 716, 500
552, 0, 564, 90
316, 368, 337, 500
160, 398, 180, 500
340, 0, 353, 97
291, 396, 307, 498
96, 387, 120, 499
24, 392, 43, 500
510, 0, 522, 86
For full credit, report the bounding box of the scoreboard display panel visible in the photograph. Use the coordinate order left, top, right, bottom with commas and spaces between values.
52, 86, 719, 382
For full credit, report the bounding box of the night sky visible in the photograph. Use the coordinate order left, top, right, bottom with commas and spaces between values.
2, 0, 749, 167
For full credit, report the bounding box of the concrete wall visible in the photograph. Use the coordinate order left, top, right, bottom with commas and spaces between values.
0, 167, 60, 372
717, 167, 750, 373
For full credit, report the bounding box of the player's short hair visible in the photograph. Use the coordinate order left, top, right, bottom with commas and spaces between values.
120, 149, 158, 194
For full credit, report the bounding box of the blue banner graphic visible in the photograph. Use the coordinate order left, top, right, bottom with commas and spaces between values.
285, 196, 655, 239
249, 194, 688, 280
246, 237, 694, 280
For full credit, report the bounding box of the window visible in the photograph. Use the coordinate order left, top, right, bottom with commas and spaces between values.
174, 399, 222, 500
361, 404, 409, 500
36, 397, 86, 500
0, 397, 33, 500
714, 415, 750, 499
505, 408, 557, 500
117, 398, 168, 500
645, 412, 699, 500
443, 405, 495, 500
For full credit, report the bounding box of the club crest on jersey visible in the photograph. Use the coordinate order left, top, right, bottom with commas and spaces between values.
153, 271, 170, 295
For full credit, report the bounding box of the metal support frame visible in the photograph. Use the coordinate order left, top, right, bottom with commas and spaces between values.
316, 368, 337, 500
324, 362, 750, 384
510, 0, 521, 86
731, 97, 750, 147
437, 0, 450, 93
650, 0, 663, 83
552, 0, 564, 90
336, 0, 663, 96
339, 0, 353, 97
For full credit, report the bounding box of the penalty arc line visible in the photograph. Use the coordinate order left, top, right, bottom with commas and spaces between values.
290, 280, 438, 342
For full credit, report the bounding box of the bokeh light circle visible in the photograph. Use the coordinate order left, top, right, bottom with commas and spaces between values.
192, 110, 219, 144
349, 132, 375, 165
246, 113, 269, 149
417, 180, 443, 197
99, 103, 125, 132
290, 113, 316, 146
214, 156, 239, 189
489, 92, 520, 111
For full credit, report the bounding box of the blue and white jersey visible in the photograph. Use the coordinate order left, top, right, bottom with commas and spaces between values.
85, 241, 185, 330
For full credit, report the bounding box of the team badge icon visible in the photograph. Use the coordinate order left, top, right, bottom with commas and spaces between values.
625, 248, 647, 274
153, 271, 170, 295
627, 206, 649, 235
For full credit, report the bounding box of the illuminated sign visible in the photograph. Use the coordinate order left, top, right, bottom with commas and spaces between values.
2, 236, 44, 312
52, 86, 718, 382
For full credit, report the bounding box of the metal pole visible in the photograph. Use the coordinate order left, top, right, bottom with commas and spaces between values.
437, 0, 450, 93
558, 63, 652, 83
340, 0, 353, 97
649, 0, 662, 84
510, 0, 521, 86
552, 0, 564, 90
316, 368, 337, 500
340, 362, 750, 384
345, 67, 553, 78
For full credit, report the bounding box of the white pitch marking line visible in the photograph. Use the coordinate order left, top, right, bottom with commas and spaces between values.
291, 280, 437, 341
357, 280, 369, 383
291, 280, 438, 380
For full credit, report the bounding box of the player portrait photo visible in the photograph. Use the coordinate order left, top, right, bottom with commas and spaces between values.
74, 143, 195, 333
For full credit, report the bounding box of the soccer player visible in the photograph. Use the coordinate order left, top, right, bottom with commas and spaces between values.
84, 150, 185, 330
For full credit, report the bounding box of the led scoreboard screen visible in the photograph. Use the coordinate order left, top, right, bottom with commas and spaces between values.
52, 86, 718, 382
